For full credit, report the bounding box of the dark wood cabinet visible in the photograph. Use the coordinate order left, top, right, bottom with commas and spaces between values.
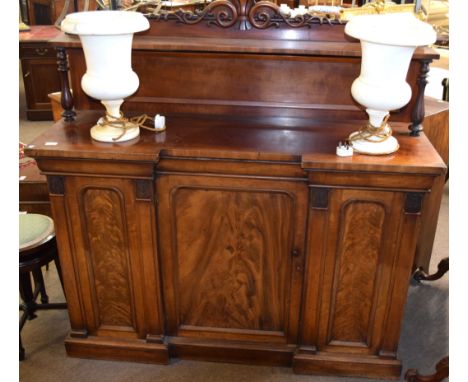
19, 26, 63, 121
24, 16, 446, 379
26, 112, 446, 379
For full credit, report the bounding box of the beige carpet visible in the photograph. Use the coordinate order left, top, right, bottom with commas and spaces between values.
18, 67, 449, 382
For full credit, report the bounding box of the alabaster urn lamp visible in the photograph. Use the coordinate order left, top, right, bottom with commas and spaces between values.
345, 12, 436, 155
61, 11, 150, 142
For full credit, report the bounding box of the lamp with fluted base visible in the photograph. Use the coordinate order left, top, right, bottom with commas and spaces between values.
61, 11, 149, 142
345, 12, 436, 155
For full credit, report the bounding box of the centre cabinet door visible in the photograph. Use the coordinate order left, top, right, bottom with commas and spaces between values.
156, 173, 308, 344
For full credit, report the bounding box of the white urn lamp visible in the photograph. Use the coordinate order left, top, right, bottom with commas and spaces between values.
61, 11, 149, 142
345, 13, 436, 155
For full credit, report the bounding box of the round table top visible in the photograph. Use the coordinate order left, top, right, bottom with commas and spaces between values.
19, 213, 55, 252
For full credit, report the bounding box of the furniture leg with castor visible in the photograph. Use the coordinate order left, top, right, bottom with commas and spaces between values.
413, 257, 449, 282
406, 258, 449, 381
405, 356, 449, 382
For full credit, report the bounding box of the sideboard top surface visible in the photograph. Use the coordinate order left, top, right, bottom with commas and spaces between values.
50, 32, 439, 59
26, 111, 445, 175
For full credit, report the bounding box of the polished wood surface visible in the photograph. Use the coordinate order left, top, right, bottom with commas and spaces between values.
26, 111, 445, 172
423, 96, 449, 165
413, 96, 449, 272
26, 110, 445, 379
51, 24, 438, 123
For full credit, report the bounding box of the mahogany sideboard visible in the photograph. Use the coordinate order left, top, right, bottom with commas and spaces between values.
24, 11, 448, 379
49, 18, 443, 272
25, 111, 446, 379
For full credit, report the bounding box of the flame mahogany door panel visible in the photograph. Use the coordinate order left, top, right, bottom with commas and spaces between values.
156, 173, 308, 352
56, 175, 169, 363
294, 187, 423, 379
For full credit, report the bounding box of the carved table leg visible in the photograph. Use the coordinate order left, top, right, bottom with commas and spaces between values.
19, 272, 38, 321
32, 267, 49, 304
56, 47, 76, 122
405, 356, 449, 382
413, 257, 449, 282
409, 59, 432, 137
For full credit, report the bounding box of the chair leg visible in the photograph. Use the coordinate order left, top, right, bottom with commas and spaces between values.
20, 334, 25, 361
19, 272, 37, 321
32, 267, 49, 304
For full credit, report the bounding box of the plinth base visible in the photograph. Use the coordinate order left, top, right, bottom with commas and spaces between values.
293, 352, 402, 380
90, 118, 140, 143
65, 335, 169, 364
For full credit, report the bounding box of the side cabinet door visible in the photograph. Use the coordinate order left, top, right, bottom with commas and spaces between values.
301, 188, 422, 357
156, 174, 308, 345
59, 176, 164, 340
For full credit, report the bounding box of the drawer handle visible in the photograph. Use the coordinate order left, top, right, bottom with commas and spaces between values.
292, 249, 300, 258
24, 71, 30, 78
35, 48, 48, 56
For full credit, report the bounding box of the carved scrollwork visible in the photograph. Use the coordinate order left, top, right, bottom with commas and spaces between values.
148, 0, 341, 29
154, 0, 238, 28
248, 1, 341, 29
248, 1, 280, 29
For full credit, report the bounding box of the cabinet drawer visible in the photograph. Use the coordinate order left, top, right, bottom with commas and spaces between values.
20, 44, 56, 59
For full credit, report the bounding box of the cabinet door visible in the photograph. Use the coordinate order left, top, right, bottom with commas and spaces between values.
21, 55, 61, 119
58, 176, 164, 340
301, 188, 422, 357
156, 174, 308, 344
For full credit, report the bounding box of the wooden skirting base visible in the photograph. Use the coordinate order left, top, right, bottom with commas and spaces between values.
65, 335, 403, 379
167, 336, 295, 367
293, 352, 402, 380
65, 336, 169, 364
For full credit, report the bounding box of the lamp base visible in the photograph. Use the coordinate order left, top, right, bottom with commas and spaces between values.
90, 117, 140, 143
349, 131, 399, 155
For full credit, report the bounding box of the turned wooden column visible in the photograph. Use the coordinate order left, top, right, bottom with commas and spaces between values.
56, 47, 76, 122
409, 59, 432, 136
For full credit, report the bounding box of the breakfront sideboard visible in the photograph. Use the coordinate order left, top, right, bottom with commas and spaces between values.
26, 6, 446, 379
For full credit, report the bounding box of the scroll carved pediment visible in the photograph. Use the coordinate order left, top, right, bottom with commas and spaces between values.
131, 0, 348, 30
124, 0, 423, 30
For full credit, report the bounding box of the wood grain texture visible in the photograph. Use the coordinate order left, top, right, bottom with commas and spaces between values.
306, 189, 409, 360
81, 187, 135, 329
414, 173, 446, 271
65, 335, 169, 364
156, 173, 308, 344
173, 187, 293, 332
329, 201, 385, 345
27, 112, 446, 177
59, 35, 433, 123
423, 97, 449, 165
